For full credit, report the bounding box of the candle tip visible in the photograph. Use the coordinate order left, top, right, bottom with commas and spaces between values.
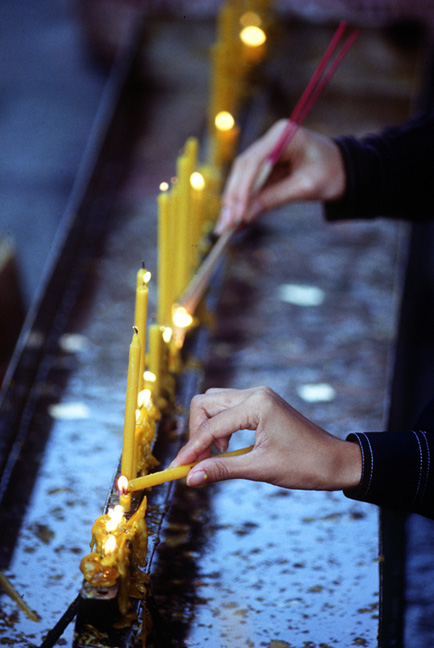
116, 475, 129, 496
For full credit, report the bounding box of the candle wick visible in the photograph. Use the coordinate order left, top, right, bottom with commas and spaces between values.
141, 260, 145, 269
133, 325, 139, 334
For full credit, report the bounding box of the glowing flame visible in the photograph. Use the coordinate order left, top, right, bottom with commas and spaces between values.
240, 11, 262, 27
104, 534, 117, 555
144, 370, 156, 383
143, 270, 152, 284
240, 25, 266, 47
215, 111, 235, 132
190, 171, 205, 191
172, 306, 194, 329
106, 505, 124, 532
162, 326, 172, 343
138, 388, 152, 409
116, 475, 129, 496
159, 181, 169, 192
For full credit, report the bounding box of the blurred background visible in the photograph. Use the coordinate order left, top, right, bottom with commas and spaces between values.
1, 0, 434, 379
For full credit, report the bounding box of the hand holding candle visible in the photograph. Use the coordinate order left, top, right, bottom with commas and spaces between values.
126, 445, 254, 492
170, 386, 362, 491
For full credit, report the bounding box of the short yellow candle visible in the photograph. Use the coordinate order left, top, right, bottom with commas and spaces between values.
120, 328, 141, 510
128, 445, 254, 491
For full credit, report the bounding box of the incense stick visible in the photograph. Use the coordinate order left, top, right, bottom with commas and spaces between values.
128, 444, 254, 491
177, 22, 359, 316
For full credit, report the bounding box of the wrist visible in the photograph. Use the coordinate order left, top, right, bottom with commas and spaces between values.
333, 439, 362, 491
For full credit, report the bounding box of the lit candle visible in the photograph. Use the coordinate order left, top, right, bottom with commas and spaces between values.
157, 191, 171, 326
214, 110, 240, 166
128, 445, 254, 491
190, 171, 206, 265
136, 261, 150, 288
120, 327, 141, 511
239, 23, 267, 64
134, 274, 150, 393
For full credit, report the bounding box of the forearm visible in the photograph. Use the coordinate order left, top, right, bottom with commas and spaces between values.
325, 112, 434, 222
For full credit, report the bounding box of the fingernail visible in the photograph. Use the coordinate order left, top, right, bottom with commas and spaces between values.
215, 207, 231, 234
214, 440, 225, 452
187, 470, 208, 487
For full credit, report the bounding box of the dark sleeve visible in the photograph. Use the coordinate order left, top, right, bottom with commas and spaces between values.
344, 430, 434, 519
324, 112, 434, 222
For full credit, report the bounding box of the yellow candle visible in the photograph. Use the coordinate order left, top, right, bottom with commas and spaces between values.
121, 328, 141, 510
176, 153, 191, 295
128, 445, 254, 491
157, 191, 170, 325
148, 324, 163, 404
170, 183, 181, 303
190, 171, 205, 264
134, 275, 149, 391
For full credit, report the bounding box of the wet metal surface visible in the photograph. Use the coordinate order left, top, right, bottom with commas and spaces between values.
0, 16, 425, 648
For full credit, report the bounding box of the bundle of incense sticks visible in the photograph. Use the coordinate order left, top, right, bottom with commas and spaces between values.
176, 21, 359, 316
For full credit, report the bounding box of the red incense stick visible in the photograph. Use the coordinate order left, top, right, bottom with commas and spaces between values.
253, 23, 359, 192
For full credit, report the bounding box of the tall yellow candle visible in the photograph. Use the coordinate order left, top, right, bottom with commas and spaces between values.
157, 191, 170, 326
120, 328, 141, 510
190, 171, 206, 266
148, 324, 163, 404
170, 183, 181, 303
176, 153, 191, 295
134, 276, 149, 392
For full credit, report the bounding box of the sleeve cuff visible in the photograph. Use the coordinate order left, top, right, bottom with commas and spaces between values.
343, 431, 434, 517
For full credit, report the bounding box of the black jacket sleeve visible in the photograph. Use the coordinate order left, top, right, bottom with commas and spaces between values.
325, 112, 434, 222
344, 430, 434, 519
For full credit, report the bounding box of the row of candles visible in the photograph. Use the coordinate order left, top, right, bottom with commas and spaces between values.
80, 0, 274, 624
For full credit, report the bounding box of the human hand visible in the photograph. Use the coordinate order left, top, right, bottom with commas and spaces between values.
171, 386, 361, 491
215, 121, 346, 234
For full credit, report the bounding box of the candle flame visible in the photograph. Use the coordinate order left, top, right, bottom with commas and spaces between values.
138, 388, 152, 409
172, 306, 194, 329
190, 171, 205, 191
106, 505, 124, 532
144, 370, 156, 383
240, 11, 262, 27
143, 270, 152, 285
240, 25, 266, 47
116, 475, 129, 496
162, 326, 172, 343
215, 111, 235, 132
104, 534, 117, 555
159, 181, 169, 192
